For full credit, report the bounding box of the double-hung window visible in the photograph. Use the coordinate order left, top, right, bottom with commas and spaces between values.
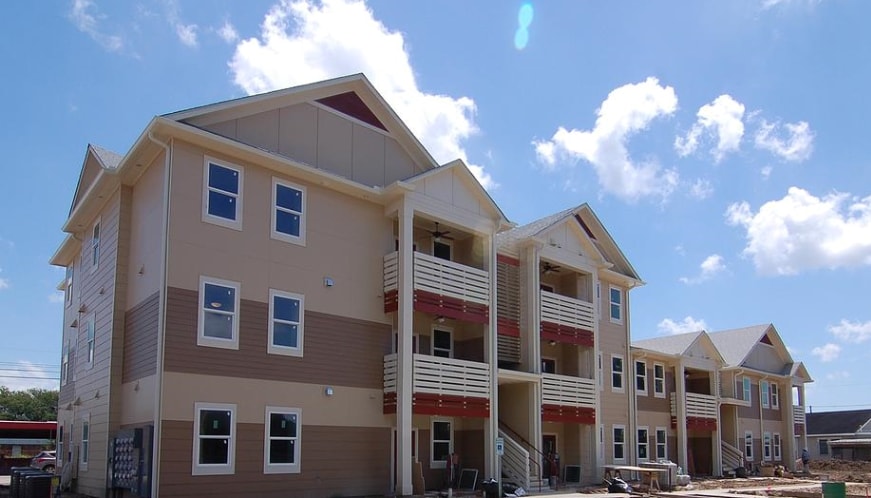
91, 221, 100, 270
203, 158, 243, 230
745, 431, 754, 461
611, 355, 624, 392
268, 290, 304, 356
655, 428, 667, 460
613, 426, 626, 461
431, 419, 452, 469
85, 316, 95, 368
761, 381, 770, 408
609, 286, 622, 322
653, 363, 665, 398
635, 360, 647, 395
743, 377, 752, 402
771, 383, 779, 409
61, 341, 70, 386
57, 426, 64, 466
193, 403, 236, 475
198, 277, 240, 349
271, 178, 305, 245
65, 265, 74, 307
763, 432, 772, 461
264, 407, 301, 474
773, 433, 782, 460
81, 414, 90, 468
432, 328, 453, 358
637, 427, 649, 461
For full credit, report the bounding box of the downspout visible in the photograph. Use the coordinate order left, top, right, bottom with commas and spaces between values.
625, 287, 637, 469
146, 131, 172, 498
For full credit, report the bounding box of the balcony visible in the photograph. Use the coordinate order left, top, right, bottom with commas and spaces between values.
793, 405, 806, 425
541, 373, 596, 424
383, 251, 490, 323
383, 353, 491, 418
540, 290, 595, 346
671, 392, 718, 430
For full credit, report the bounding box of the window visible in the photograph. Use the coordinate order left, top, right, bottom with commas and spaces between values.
611, 355, 624, 392
268, 290, 304, 356
65, 265, 74, 307
597, 353, 603, 390
81, 414, 90, 467
193, 402, 236, 475
264, 407, 301, 474
433, 240, 452, 261
432, 328, 453, 358
773, 433, 782, 460
203, 158, 243, 229
609, 286, 622, 322
761, 381, 770, 408
654, 363, 665, 398
635, 360, 647, 395
85, 316, 95, 368
745, 431, 754, 461
431, 419, 452, 469
57, 425, 64, 466
743, 377, 752, 402
198, 277, 240, 349
819, 439, 829, 455
771, 383, 779, 409
613, 426, 626, 461
763, 432, 772, 461
655, 428, 667, 460
61, 341, 70, 386
91, 221, 100, 269
637, 427, 649, 461
541, 358, 557, 374
271, 178, 306, 245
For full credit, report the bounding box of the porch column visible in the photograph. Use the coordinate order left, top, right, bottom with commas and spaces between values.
712, 370, 723, 476
396, 200, 414, 496
797, 385, 808, 461
675, 363, 688, 473
485, 230, 499, 480
784, 382, 796, 471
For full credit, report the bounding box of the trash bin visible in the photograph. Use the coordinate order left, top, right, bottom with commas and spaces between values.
821, 481, 846, 498
481, 478, 500, 497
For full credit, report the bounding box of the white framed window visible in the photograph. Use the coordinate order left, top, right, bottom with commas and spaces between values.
91, 220, 101, 271
635, 360, 647, 395
202, 157, 243, 230
609, 286, 622, 323
541, 357, 557, 374
773, 433, 782, 460
771, 383, 779, 409
264, 407, 301, 474
268, 289, 304, 357
653, 363, 665, 398
81, 413, 90, 468
743, 376, 752, 402
57, 425, 64, 466
655, 427, 667, 460
85, 314, 95, 369
198, 276, 240, 350
431, 419, 453, 469
819, 439, 829, 455
613, 425, 626, 462
271, 178, 306, 245
61, 341, 70, 386
761, 380, 770, 408
611, 355, 624, 392
433, 239, 452, 261
637, 427, 649, 461
597, 352, 603, 390
744, 431, 754, 461
65, 265, 74, 307
432, 327, 453, 358
763, 432, 772, 461
193, 402, 236, 475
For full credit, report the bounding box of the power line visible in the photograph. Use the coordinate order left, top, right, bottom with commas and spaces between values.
0, 374, 60, 380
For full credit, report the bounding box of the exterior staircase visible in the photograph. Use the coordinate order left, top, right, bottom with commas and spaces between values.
722, 440, 744, 476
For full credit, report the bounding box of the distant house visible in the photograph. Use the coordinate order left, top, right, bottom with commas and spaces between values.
806, 409, 871, 461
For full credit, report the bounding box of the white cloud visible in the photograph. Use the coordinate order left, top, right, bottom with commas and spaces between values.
675, 94, 745, 162
761, 165, 773, 179
228, 0, 492, 188
0, 267, 8, 290
811, 343, 841, 362
175, 23, 198, 47
754, 120, 814, 162
829, 319, 871, 344
658, 316, 708, 335
762, 0, 821, 10
726, 187, 871, 275
533, 77, 679, 202
826, 370, 850, 381
689, 179, 714, 200
679, 254, 726, 284
48, 292, 65, 304
674, 244, 686, 256
0, 361, 58, 391
218, 21, 239, 44
68, 0, 124, 52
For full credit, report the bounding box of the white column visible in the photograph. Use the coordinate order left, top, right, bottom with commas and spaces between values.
676, 363, 688, 473
485, 231, 499, 480
396, 201, 414, 496
713, 370, 723, 476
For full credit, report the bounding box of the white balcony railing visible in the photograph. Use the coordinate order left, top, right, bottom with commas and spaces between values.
383, 251, 490, 305
671, 392, 718, 419
542, 373, 597, 409
793, 405, 806, 425
383, 353, 490, 398
540, 290, 595, 331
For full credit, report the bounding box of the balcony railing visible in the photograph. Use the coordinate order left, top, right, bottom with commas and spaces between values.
384, 251, 490, 304
540, 291, 595, 332
541, 373, 597, 409
671, 392, 718, 419
384, 353, 491, 398
793, 405, 806, 425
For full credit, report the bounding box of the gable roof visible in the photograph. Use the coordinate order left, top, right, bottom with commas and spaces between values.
633, 330, 705, 356
807, 409, 871, 436
68, 144, 125, 216
708, 324, 793, 368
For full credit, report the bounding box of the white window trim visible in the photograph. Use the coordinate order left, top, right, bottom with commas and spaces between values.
613, 425, 626, 462
61, 341, 70, 386
653, 362, 666, 398
773, 432, 782, 461
57, 425, 64, 466
609, 286, 623, 323
744, 431, 754, 461
65, 264, 74, 308
432, 238, 453, 261
85, 313, 96, 369
635, 360, 647, 396
271, 177, 306, 246
90, 218, 101, 273
771, 383, 780, 409
541, 356, 558, 374
655, 427, 667, 460
80, 413, 90, 470
597, 352, 603, 391
611, 354, 625, 393
763, 432, 772, 461
743, 376, 752, 402
761, 380, 770, 409
202, 157, 244, 231
193, 402, 237, 476
430, 418, 453, 469
392, 332, 420, 354
431, 326, 454, 358
197, 276, 241, 350
263, 406, 301, 474
268, 289, 305, 357
637, 426, 649, 462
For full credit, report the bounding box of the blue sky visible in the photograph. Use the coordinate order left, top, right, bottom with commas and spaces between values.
1, 0, 869, 412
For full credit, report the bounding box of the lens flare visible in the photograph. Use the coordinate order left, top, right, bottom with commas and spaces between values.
514, 28, 529, 50
514, 3, 534, 50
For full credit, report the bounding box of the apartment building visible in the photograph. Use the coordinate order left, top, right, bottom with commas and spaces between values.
50, 74, 809, 497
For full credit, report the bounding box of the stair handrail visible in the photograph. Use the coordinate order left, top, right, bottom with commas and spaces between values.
498, 421, 545, 491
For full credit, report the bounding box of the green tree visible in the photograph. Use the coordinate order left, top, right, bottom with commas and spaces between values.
0, 387, 59, 421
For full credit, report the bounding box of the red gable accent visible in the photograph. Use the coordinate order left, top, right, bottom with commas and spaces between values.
316, 92, 388, 131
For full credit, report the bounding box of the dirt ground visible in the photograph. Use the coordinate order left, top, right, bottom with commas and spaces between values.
678, 460, 871, 496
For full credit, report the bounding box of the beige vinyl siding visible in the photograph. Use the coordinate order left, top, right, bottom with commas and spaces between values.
598, 278, 631, 464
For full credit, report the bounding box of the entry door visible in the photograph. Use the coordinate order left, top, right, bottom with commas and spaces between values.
542, 435, 557, 478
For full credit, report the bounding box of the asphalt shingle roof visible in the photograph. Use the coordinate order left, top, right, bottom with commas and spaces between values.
632, 331, 705, 356
496, 206, 577, 250
708, 324, 770, 367
90, 144, 123, 170
806, 409, 871, 436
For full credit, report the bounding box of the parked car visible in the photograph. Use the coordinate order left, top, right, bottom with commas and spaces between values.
30, 450, 56, 473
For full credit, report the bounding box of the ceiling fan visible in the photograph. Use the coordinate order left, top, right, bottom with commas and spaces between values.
430, 222, 453, 241
541, 262, 561, 274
